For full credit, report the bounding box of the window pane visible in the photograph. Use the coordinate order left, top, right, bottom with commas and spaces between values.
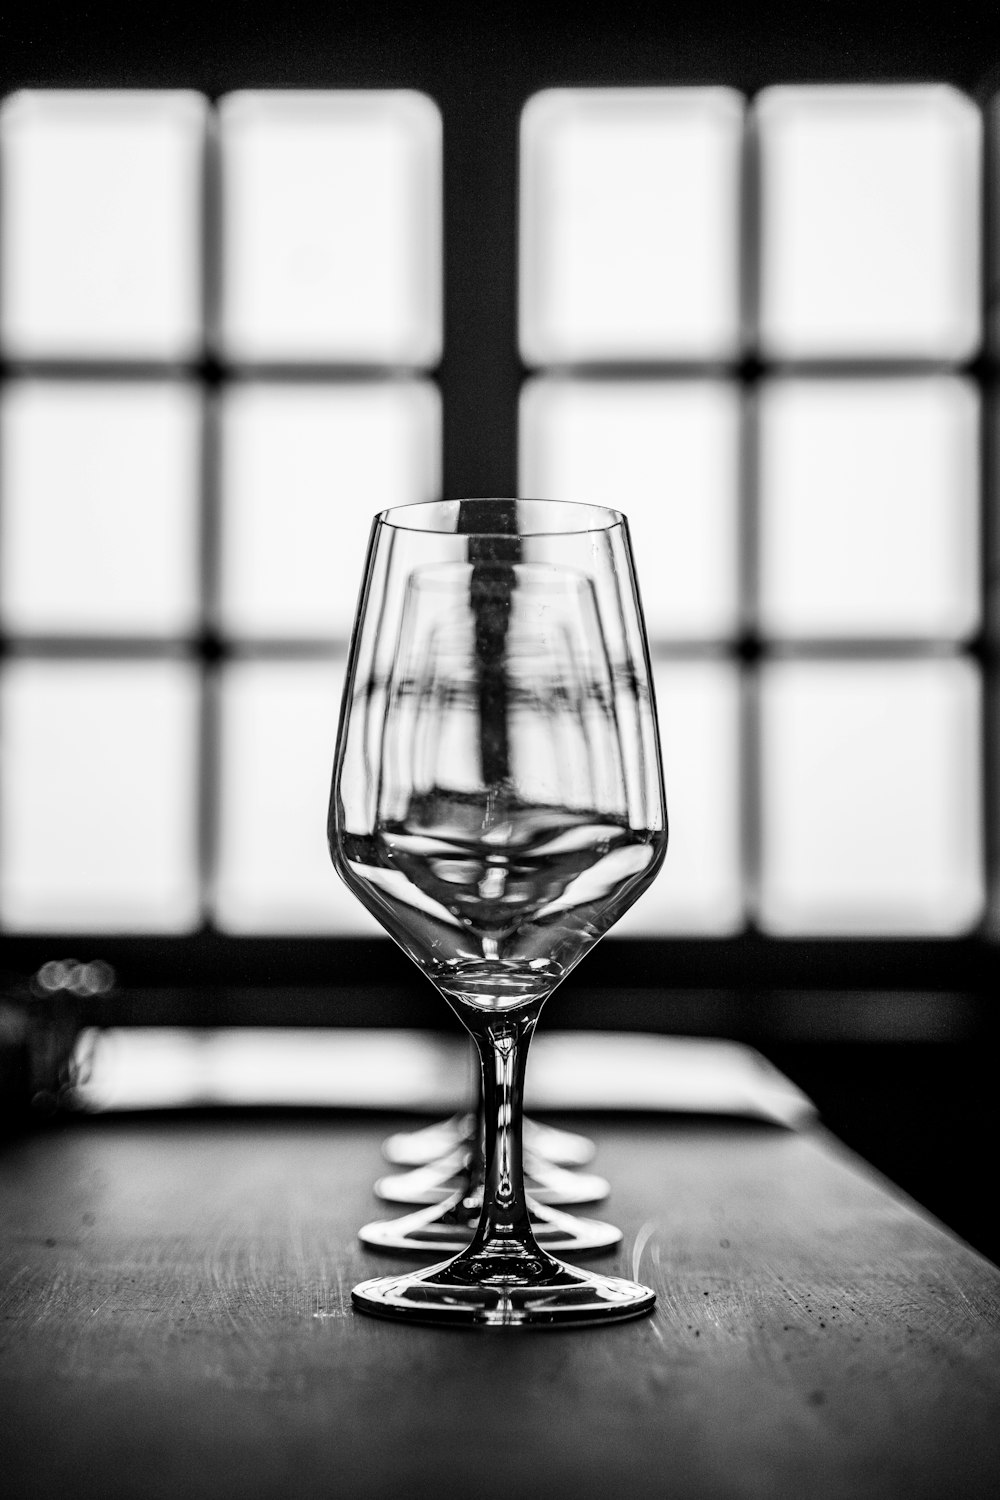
218, 381, 440, 638
0, 91, 206, 361
0, 660, 200, 931
219, 91, 442, 365
757, 658, 983, 934
520, 88, 744, 363
615, 659, 743, 934
757, 377, 980, 640
0, 381, 201, 636
756, 85, 981, 360
519, 378, 740, 640
213, 660, 380, 934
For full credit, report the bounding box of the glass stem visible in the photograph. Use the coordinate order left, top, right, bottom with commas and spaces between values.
469, 1034, 485, 1168
442, 1043, 484, 1213
464, 1005, 542, 1259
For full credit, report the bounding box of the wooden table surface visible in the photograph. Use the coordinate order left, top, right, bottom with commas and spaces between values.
2, 1112, 999, 1499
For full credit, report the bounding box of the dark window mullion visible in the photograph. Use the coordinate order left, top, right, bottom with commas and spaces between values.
439, 82, 520, 500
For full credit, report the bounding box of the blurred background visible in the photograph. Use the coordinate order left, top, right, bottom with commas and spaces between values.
1, 2, 998, 1258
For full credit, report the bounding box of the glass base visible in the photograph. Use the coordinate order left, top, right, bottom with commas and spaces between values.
382, 1114, 595, 1168
381, 1113, 468, 1167
375, 1152, 610, 1208
352, 1255, 655, 1328
526, 1117, 596, 1168
358, 1192, 622, 1256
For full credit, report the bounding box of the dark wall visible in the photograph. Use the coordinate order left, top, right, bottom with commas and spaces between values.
5, 2, 1000, 94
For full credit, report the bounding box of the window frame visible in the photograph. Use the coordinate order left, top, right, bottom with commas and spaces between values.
1, 10, 998, 1028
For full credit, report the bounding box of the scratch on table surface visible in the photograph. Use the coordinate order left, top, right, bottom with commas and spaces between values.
763, 1266, 826, 1327
941, 1263, 988, 1321
315, 1268, 350, 1319
85, 1289, 116, 1321
209, 1238, 251, 1338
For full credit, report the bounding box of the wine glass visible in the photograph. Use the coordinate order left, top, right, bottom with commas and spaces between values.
352, 548, 619, 1258
329, 498, 667, 1326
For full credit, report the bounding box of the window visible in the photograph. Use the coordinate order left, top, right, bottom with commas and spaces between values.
519, 84, 986, 943
1, 89, 441, 946
0, 66, 996, 1006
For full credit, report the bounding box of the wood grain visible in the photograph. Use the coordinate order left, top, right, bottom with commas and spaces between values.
2, 1116, 999, 1499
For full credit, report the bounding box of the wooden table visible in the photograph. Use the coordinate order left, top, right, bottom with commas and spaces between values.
2, 1111, 999, 1499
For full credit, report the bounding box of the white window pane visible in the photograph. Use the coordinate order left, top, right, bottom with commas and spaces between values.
0, 381, 201, 636
758, 377, 980, 640
0, 661, 200, 931
616, 659, 743, 935
218, 381, 440, 638
756, 86, 981, 360
0, 91, 206, 361
219, 91, 442, 365
519, 378, 740, 640
520, 88, 744, 363
758, 659, 983, 935
213, 660, 381, 934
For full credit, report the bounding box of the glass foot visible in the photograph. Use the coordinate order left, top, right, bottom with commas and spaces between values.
382, 1114, 596, 1168
381, 1113, 468, 1167
358, 1192, 622, 1256
526, 1117, 596, 1168
352, 1255, 655, 1328
525, 1155, 610, 1206
375, 1150, 610, 1208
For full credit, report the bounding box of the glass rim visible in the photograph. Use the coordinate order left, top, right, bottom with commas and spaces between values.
374, 497, 627, 537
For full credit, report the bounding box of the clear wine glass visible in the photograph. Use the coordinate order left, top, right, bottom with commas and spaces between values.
329, 499, 667, 1327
